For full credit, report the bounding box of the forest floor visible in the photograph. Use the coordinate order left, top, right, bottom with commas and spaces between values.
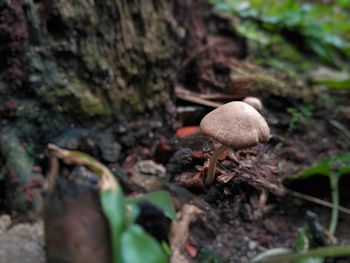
163, 97, 350, 262
1, 96, 349, 263
1, 1, 350, 263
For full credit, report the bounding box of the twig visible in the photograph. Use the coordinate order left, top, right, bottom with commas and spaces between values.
287, 188, 350, 215
198, 93, 240, 100
175, 86, 223, 108
329, 119, 350, 144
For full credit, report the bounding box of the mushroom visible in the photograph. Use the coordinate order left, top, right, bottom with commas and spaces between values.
243, 96, 263, 112
200, 101, 270, 185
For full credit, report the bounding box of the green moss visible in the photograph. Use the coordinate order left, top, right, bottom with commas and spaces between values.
64, 76, 112, 117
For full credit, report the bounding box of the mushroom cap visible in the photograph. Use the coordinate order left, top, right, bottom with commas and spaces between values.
243, 97, 263, 112
200, 101, 270, 149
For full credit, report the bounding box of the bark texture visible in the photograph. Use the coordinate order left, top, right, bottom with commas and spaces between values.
1, 0, 181, 134
0, 0, 182, 214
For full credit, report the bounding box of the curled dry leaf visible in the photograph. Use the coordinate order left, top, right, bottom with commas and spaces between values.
169, 204, 204, 263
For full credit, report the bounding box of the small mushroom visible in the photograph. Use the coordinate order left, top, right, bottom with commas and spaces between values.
243, 97, 263, 112
200, 101, 270, 185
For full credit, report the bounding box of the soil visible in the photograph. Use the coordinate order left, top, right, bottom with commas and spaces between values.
2, 100, 350, 263
164, 100, 350, 262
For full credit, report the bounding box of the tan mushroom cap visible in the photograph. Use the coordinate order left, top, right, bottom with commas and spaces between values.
200, 101, 270, 149
243, 97, 263, 112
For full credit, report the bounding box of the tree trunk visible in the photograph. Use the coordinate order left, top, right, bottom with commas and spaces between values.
0, 0, 182, 214
1, 0, 181, 135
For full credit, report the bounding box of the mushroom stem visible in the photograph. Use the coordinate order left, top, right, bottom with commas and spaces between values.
206, 144, 229, 185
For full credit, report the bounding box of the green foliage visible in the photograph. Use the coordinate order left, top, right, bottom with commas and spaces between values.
287, 104, 316, 132
161, 240, 172, 257
101, 188, 172, 263
130, 191, 176, 220
312, 77, 350, 90
121, 224, 168, 263
295, 228, 323, 263
293, 152, 350, 235
209, 0, 350, 69
49, 146, 173, 263
294, 152, 350, 179
101, 190, 126, 263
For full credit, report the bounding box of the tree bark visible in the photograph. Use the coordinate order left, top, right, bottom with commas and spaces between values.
1, 0, 181, 134
0, 0, 182, 214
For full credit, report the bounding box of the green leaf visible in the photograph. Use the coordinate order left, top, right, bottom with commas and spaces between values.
161, 240, 172, 257
126, 202, 140, 223
295, 228, 323, 263
306, 38, 336, 65
210, 0, 350, 69
294, 152, 350, 179
101, 189, 126, 232
47, 146, 171, 263
132, 191, 176, 220
121, 224, 168, 263
295, 228, 310, 252
101, 189, 126, 263
292, 153, 350, 236
312, 78, 350, 90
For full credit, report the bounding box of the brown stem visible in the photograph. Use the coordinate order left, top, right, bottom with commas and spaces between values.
206, 144, 229, 186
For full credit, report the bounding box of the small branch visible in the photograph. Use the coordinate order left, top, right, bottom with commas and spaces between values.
175, 86, 223, 108
287, 189, 350, 215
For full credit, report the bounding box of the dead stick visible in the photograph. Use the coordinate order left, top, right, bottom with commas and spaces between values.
287, 188, 350, 215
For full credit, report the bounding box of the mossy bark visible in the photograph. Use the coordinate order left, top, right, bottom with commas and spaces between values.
0, 0, 182, 215
1, 0, 181, 133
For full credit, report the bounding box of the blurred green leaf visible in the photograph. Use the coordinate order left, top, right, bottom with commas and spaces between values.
313, 78, 350, 90
295, 228, 310, 252
235, 22, 271, 45
126, 202, 140, 223
48, 146, 171, 263
100, 188, 126, 263
294, 152, 350, 179
210, 0, 350, 68
121, 224, 168, 263
295, 228, 323, 263
292, 153, 348, 235
161, 241, 172, 257
134, 191, 176, 220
